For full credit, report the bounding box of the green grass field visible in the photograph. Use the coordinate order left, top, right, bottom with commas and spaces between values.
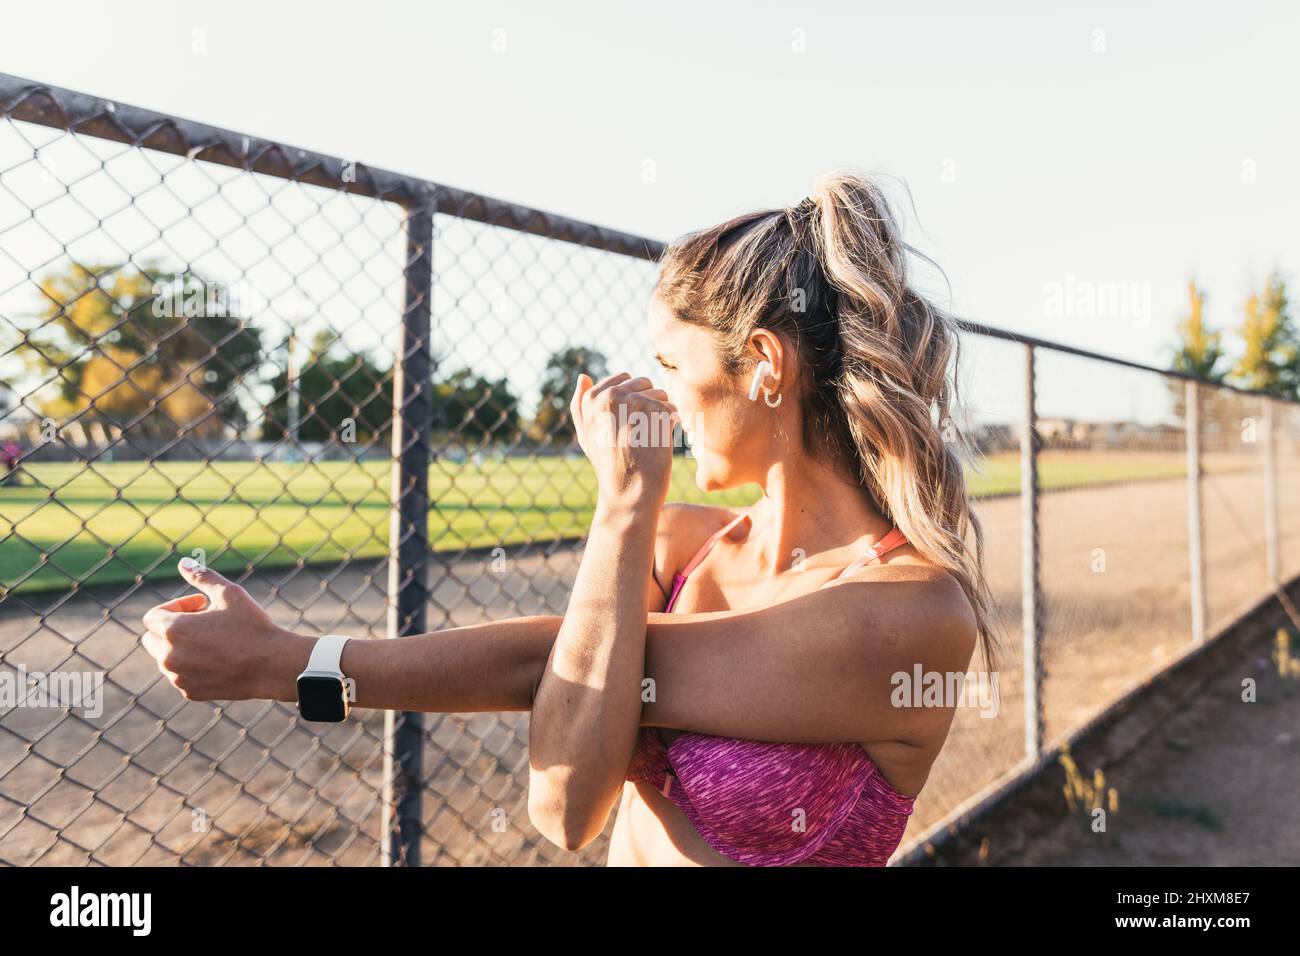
0, 450, 1243, 595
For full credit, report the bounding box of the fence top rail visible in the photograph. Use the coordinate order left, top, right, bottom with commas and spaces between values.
0, 72, 661, 261
955, 321, 1296, 406
2, 71, 1294, 408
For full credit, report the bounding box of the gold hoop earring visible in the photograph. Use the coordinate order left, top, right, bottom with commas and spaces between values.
763, 389, 782, 408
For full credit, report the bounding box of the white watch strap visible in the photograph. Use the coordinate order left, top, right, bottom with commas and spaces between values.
304, 634, 349, 676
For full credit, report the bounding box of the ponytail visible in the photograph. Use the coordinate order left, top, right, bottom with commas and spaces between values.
808, 173, 1001, 672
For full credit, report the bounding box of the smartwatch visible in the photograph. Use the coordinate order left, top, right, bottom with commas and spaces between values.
296, 634, 351, 722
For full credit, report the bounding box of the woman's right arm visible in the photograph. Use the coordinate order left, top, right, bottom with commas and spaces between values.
260, 614, 563, 710
264, 500, 686, 709
309, 570, 975, 748
143, 536, 976, 751
143, 505, 688, 710
282, 505, 688, 710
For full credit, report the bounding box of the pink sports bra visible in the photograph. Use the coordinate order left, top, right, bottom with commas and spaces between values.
626, 505, 915, 866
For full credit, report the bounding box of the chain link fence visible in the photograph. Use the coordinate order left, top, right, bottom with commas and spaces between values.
2, 74, 1297, 866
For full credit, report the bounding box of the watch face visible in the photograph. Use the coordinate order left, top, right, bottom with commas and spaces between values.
297, 675, 348, 722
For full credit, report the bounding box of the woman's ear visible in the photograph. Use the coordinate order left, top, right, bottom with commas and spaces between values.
747, 329, 785, 390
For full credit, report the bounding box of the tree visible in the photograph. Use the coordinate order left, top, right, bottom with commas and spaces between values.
17, 262, 261, 437
432, 367, 521, 446
1167, 279, 1227, 421
262, 329, 391, 444
530, 346, 608, 446
1233, 272, 1300, 399
1170, 280, 1226, 380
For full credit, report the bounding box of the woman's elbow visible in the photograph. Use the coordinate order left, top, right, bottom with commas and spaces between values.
527, 773, 609, 852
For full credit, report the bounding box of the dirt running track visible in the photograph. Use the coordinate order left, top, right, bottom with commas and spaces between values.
1, 467, 1298, 865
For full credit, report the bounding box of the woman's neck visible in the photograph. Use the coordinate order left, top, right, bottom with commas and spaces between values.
740, 457, 895, 578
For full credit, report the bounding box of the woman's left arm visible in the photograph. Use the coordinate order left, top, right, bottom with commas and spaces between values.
526, 500, 658, 850
525, 371, 677, 852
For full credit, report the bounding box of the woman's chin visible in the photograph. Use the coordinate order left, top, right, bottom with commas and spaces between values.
691, 448, 733, 492
694, 464, 724, 492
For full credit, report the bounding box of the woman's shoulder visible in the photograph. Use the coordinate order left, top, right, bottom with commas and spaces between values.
654, 502, 749, 581
825, 557, 978, 672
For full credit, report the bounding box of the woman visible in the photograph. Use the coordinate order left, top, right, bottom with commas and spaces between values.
141, 171, 1001, 866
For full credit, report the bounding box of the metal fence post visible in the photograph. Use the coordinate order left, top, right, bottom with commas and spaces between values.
1186, 380, 1206, 644
382, 189, 434, 866
1021, 344, 1044, 761
1263, 397, 1279, 586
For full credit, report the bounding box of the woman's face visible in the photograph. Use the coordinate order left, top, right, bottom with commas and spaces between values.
646, 294, 776, 491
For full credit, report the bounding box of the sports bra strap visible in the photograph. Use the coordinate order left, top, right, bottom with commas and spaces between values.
667, 508, 907, 611
677, 506, 754, 578
832, 526, 909, 580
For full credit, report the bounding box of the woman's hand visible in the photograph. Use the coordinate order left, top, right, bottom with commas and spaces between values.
141, 559, 309, 702
569, 371, 678, 513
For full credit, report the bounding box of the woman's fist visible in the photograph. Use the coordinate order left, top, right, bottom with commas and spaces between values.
569, 371, 678, 511
141, 559, 299, 702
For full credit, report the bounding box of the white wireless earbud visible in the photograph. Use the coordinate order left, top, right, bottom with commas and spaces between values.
747, 360, 772, 402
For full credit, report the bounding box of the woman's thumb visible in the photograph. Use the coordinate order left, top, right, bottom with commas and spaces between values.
570, 372, 593, 409
178, 557, 232, 602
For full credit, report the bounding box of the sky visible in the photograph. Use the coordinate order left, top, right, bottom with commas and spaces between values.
1, 0, 1297, 427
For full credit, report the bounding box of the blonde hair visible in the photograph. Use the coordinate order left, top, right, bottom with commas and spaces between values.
653, 170, 1002, 672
